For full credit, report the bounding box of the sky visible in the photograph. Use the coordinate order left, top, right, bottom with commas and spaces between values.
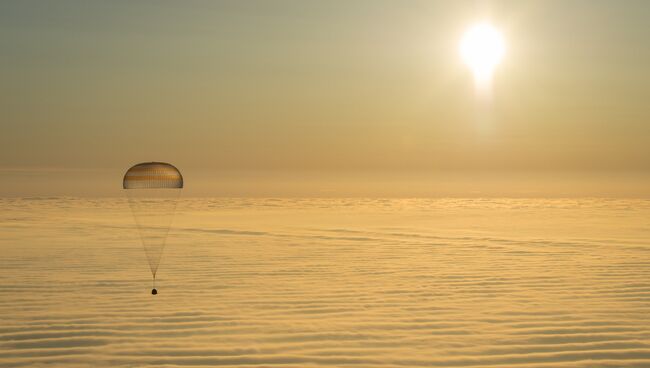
1, 0, 649, 196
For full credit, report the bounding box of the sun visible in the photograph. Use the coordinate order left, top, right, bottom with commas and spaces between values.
460, 23, 505, 89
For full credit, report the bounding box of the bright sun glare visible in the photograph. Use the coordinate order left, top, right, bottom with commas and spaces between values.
460, 23, 505, 90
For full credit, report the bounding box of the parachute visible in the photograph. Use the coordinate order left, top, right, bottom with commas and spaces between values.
123, 162, 183, 294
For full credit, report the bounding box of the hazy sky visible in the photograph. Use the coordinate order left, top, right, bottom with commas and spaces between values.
1, 1, 649, 196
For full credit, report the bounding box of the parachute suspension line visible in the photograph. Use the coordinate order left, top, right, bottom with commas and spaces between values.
126, 188, 181, 280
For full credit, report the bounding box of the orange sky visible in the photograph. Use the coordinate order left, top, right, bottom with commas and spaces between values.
1, 1, 649, 196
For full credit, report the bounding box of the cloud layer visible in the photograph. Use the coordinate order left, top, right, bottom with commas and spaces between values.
1, 198, 650, 367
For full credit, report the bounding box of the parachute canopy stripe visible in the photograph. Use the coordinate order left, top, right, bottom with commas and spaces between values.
123, 162, 183, 189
